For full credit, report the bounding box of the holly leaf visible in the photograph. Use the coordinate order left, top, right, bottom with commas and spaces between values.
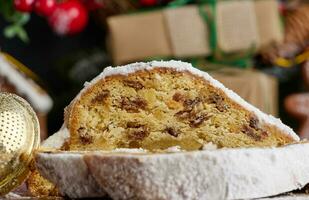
14, 26, 29, 42
4, 24, 29, 43
10, 12, 30, 25
17, 13, 30, 25
0, 0, 30, 42
3, 25, 17, 38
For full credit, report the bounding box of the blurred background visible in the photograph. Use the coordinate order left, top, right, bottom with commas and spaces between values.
0, 0, 308, 140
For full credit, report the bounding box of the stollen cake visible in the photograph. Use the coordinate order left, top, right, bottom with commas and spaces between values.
64, 60, 298, 151
30, 60, 303, 199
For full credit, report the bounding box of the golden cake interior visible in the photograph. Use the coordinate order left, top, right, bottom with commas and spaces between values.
27, 170, 59, 197
67, 68, 295, 151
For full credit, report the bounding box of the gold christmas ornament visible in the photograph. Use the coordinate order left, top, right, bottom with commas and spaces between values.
0, 93, 40, 196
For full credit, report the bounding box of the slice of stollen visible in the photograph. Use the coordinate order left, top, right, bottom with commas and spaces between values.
35, 143, 309, 200
33, 60, 302, 199
65, 60, 298, 151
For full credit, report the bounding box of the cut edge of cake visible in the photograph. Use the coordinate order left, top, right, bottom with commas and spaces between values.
65, 60, 299, 142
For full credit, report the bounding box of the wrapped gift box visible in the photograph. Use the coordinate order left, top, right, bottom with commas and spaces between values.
164, 5, 211, 58
209, 67, 278, 116
216, 0, 259, 53
107, 0, 283, 64
107, 11, 172, 65
255, 0, 283, 48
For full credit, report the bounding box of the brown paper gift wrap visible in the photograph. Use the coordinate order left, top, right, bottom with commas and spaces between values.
210, 68, 278, 116
164, 5, 211, 58
216, 0, 259, 53
107, 11, 172, 65
255, 0, 283, 48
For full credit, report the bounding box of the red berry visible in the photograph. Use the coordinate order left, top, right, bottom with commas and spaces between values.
80, 0, 104, 11
139, 0, 157, 6
14, 0, 35, 12
34, 0, 56, 16
48, 0, 88, 35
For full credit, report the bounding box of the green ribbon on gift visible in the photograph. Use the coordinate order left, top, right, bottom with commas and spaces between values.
197, 1, 217, 55
168, 0, 255, 68
168, 0, 194, 7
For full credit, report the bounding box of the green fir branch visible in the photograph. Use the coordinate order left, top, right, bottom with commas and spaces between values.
0, 0, 30, 42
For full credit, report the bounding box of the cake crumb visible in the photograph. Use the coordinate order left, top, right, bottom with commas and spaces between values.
202, 142, 218, 150
165, 146, 183, 152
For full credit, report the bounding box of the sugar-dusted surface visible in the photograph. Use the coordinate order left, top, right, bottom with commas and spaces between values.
75, 60, 298, 141
41, 126, 69, 149
36, 152, 106, 198
35, 143, 309, 199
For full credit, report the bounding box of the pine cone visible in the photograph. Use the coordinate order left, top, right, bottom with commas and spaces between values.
285, 5, 309, 46
262, 4, 309, 62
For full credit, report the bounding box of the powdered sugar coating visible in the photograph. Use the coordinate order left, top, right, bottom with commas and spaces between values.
85, 143, 309, 200
112, 148, 148, 153
165, 146, 183, 152
36, 143, 309, 199
41, 125, 69, 149
36, 152, 106, 198
78, 60, 298, 141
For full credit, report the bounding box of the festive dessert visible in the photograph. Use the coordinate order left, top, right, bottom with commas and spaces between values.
65, 60, 298, 151
29, 60, 302, 199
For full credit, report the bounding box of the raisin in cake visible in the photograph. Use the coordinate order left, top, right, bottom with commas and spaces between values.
64, 60, 298, 151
